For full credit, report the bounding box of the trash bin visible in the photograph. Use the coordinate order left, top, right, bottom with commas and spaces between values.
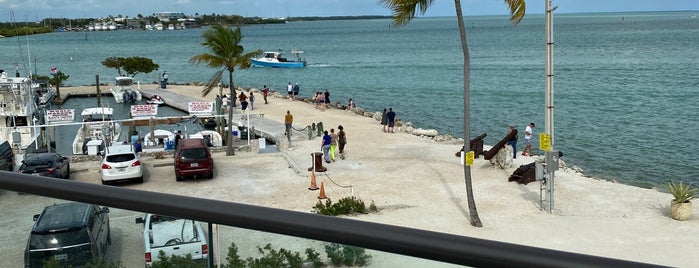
232, 130, 239, 138
165, 140, 174, 150
308, 152, 327, 172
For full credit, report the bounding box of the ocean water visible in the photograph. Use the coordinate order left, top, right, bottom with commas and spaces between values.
1, 11, 697, 188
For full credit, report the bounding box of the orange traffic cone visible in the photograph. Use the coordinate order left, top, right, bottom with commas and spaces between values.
317, 182, 327, 199
308, 171, 319, 191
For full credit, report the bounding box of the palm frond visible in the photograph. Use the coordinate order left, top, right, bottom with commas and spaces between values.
504, 0, 527, 25
202, 70, 224, 97
380, 0, 434, 26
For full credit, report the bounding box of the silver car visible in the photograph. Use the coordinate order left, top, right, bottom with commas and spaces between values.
101, 144, 143, 184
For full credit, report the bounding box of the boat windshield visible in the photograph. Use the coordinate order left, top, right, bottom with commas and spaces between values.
116, 78, 133, 86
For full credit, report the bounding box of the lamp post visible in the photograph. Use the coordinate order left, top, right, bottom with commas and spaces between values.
543, 0, 558, 213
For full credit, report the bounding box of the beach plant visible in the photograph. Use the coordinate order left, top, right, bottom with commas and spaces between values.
380, 0, 526, 227
665, 180, 698, 203
325, 243, 372, 267
189, 24, 262, 156
313, 196, 375, 216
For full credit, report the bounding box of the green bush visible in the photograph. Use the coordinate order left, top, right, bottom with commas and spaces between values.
325, 243, 372, 267
665, 180, 698, 203
312, 197, 378, 216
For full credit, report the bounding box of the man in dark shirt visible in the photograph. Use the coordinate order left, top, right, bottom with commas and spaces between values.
386, 108, 396, 133
175, 130, 182, 149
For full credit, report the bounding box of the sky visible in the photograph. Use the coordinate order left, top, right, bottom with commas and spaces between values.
1, 0, 697, 22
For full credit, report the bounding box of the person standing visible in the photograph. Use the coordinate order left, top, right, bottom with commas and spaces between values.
321, 130, 332, 163
249, 92, 255, 110
380, 108, 388, 132
329, 128, 338, 162
507, 125, 518, 159
175, 130, 182, 149
347, 98, 355, 110
287, 82, 293, 99
221, 95, 229, 112
323, 89, 331, 108
338, 125, 347, 160
240, 97, 249, 120
262, 85, 269, 104
293, 83, 300, 100
161, 71, 168, 89
284, 110, 293, 142
386, 108, 396, 133
523, 122, 535, 156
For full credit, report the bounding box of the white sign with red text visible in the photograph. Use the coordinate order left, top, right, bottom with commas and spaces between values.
131, 104, 158, 117
188, 102, 214, 116
45, 109, 75, 123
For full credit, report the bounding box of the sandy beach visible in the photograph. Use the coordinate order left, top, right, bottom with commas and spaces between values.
56, 84, 699, 267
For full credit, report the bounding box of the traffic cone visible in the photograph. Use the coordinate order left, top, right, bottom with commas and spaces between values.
308, 170, 319, 191
317, 182, 327, 199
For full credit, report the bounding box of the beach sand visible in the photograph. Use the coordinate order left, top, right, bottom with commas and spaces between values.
62, 84, 699, 267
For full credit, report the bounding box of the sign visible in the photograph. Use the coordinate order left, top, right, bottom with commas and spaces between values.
540, 133, 551, 152
465, 151, 475, 166
45, 109, 74, 123
131, 104, 158, 117
188, 102, 214, 116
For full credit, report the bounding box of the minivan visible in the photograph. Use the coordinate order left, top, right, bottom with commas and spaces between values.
25, 202, 111, 267
174, 138, 214, 181
0, 139, 14, 171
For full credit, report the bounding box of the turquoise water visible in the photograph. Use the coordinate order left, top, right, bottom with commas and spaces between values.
1, 11, 697, 187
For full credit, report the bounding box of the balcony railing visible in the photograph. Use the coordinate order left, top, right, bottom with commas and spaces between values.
0, 172, 659, 267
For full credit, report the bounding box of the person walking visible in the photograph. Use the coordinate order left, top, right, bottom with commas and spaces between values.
249, 92, 255, 110
386, 108, 396, 133
262, 85, 269, 104
293, 83, 300, 100
507, 125, 519, 159
221, 95, 229, 112
523, 122, 535, 156
321, 130, 332, 163
175, 130, 182, 149
284, 110, 293, 143
329, 128, 338, 162
287, 82, 293, 99
240, 97, 249, 120
338, 125, 347, 160
380, 108, 388, 132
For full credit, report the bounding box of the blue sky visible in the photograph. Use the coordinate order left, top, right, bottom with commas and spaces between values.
2, 0, 697, 21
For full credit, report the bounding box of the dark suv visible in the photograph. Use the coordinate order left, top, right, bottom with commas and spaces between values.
18, 152, 70, 179
25, 202, 111, 268
174, 138, 214, 181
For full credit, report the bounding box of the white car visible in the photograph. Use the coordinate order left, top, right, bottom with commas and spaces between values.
101, 144, 143, 184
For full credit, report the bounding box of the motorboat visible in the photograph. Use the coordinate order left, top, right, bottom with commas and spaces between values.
142, 129, 175, 152
72, 107, 122, 155
32, 80, 56, 108
146, 95, 165, 105
250, 49, 306, 68
110, 76, 142, 104
190, 130, 223, 147
198, 116, 225, 130
0, 71, 42, 157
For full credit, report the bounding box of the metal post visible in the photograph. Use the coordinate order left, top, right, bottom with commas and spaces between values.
544, 0, 557, 213
207, 222, 213, 268
307, 125, 312, 140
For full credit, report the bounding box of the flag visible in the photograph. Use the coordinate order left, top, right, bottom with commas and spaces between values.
50, 67, 57, 76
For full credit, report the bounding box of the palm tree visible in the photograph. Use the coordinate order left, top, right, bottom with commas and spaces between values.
190, 24, 261, 156
49, 71, 69, 102
380, 0, 526, 227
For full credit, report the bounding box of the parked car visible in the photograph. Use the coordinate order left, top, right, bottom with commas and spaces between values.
0, 139, 14, 171
174, 138, 214, 181
24, 202, 111, 268
101, 144, 143, 184
17, 152, 70, 179
135, 214, 208, 266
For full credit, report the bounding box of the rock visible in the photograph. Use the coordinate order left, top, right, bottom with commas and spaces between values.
412, 128, 439, 137
403, 126, 415, 134
373, 112, 383, 121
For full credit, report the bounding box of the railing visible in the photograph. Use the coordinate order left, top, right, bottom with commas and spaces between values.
0, 172, 660, 268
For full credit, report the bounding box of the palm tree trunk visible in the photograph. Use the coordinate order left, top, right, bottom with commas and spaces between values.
226, 70, 236, 156
454, 0, 482, 227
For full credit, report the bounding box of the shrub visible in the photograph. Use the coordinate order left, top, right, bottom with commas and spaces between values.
313, 196, 377, 216
665, 180, 698, 203
325, 243, 372, 267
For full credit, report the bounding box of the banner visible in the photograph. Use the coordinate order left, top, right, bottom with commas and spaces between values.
188, 102, 214, 116
45, 109, 74, 123
131, 104, 158, 117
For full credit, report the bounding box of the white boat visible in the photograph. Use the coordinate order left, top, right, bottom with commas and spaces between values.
146, 95, 165, 105
154, 22, 164, 31
32, 81, 56, 108
190, 130, 223, 147
72, 107, 122, 155
110, 76, 142, 104
142, 129, 175, 153
250, 49, 307, 68
0, 71, 41, 155
167, 24, 175, 30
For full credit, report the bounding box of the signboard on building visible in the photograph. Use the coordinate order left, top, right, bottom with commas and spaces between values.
188, 102, 214, 116
131, 104, 158, 117
45, 109, 75, 123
